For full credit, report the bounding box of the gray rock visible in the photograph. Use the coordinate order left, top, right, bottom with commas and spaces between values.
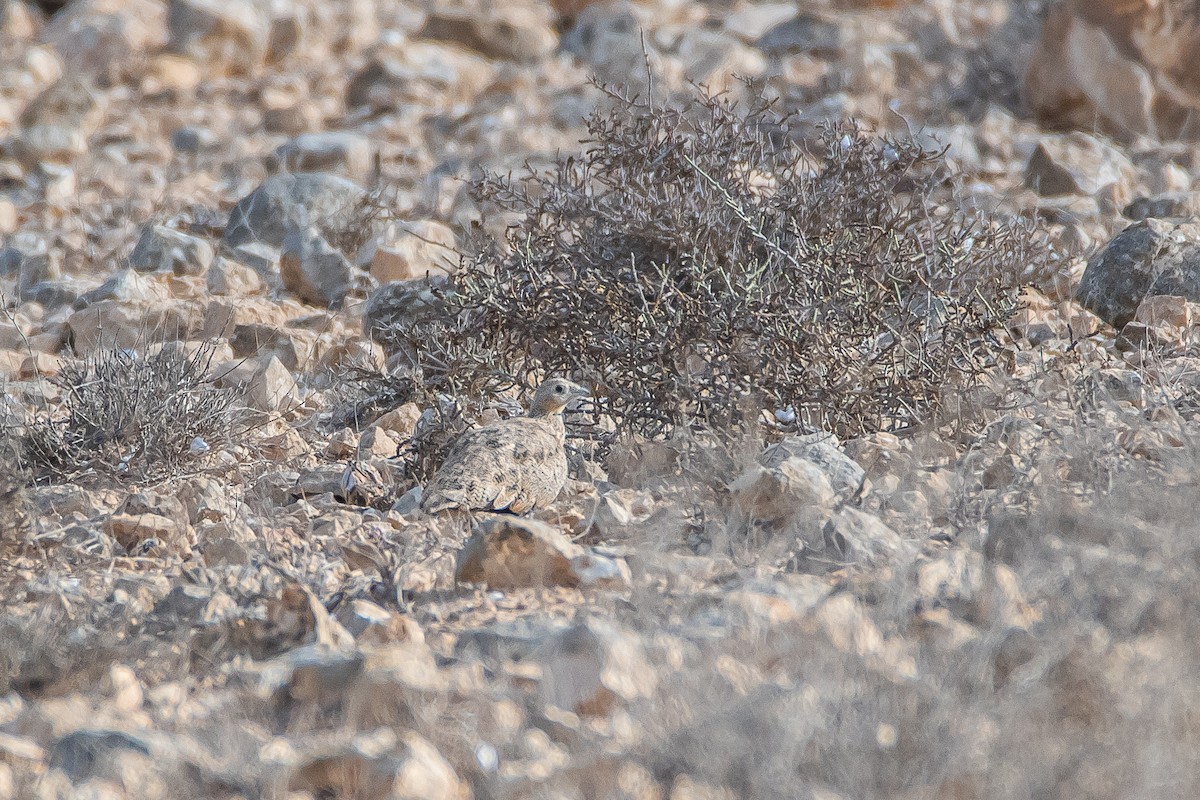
1, 232, 60, 300
755, 13, 846, 57
1077, 218, 1200, 327
40, 0, 167, 79
345, 43, 495, 112
280, 225, 368, 308
362, 276, 452, 361
760, 434, 867, 497
561, 2, 654, 88
49, 729, 151, 783
272, 132, 375, 183
223, 172, 368, 251
266, 0, 308, 63
1123, 192, 1200, 221
14, 124, 87, 164
128, 224, 215, 275
821, 507, 913, 568
168, 0, 269, 75
75, 267, 166, 307
1024, 132, 1136, 199
456, 516, 630, 590
169, 126, 215, 153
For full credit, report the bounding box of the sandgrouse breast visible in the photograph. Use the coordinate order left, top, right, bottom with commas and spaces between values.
420, 378, 590, 514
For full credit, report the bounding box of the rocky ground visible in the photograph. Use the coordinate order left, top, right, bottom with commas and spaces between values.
4, 0, 1200, 798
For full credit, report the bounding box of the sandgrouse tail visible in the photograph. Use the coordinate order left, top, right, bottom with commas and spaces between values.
420, 377, 591, 515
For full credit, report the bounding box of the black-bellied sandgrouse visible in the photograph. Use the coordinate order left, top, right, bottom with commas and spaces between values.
420, 377, 591, 515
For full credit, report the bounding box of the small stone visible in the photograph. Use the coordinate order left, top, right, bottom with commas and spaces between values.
760, 433, 867, 497
280, 225, 367, 308
128, 223, 215, 275
273, 132, 375, 183
365, 220, 457, 283
15, 124, 87, 164
756, 12, 846, 57
821, 507, 913, 567
1078, 218, 1200, 328
724, 3, 798, 41
345, 43, 497, 112
357, 426, 399, 460
207, 255, 268, 296
729, 457, 836, 525
419, 7, 557, 64
1123, 192, 1200, 221
223, 172, 369, 251
532, 619, 656, 717
230, 323, 302, 369
168, 0, 269, 75
1024, 132, 1136, 203
373, 403, 421, 438
456, 516, 628, 590
142, 53, 203, 95
216, 355, 298, 412
266, 0, 309, 63
106, 513, 190, 555
169, 125, 215, 153
1135, 294, 1191, 329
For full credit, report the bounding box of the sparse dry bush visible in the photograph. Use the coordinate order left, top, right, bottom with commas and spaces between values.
387, 83, 1053, 450
19, 341, 238, 484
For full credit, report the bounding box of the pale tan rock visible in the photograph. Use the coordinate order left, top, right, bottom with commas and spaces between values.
366, 220, 457, 283
18, 351, 59, 379
214, 355, 298, 412
422, 378, 590, 514
168, 0, 269, 76
729, 457, 836, 525
533, 619, 656, 717
374, 403, 421, 439
106, 513, 191, 555
357, 426, 399, 460
1135, 294, 1191, 329
456, 515, 629, 589
1026, 0, 1200, 140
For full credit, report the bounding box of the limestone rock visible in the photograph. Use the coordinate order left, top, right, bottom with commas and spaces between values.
167, 0, 269, 76
532, 619, 656, 717
730, 457, 836, 525
272, 132, 376, 183
215, 354, 298, 412
1024, 132, 1135, 202
1123, 192, 1200, 221
419, 6, 557, 64
1077, 218, 1200, 327
346, 42, 497, 112
455, 515, 630, 589
760, 433, 867, 497
223, 172, 368, 252
363, 220, 457, 283
128, 223, 214, 275
821, 507, 914, 568
280, 225, 368, 308
1025, 0, 1200, 140
40, 0, 167, 79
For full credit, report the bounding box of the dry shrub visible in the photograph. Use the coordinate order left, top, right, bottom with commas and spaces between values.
387, 83, 1052, 449
20, 341, 238, 484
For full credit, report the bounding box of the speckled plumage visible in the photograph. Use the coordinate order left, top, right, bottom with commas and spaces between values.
421, 378, 590, 515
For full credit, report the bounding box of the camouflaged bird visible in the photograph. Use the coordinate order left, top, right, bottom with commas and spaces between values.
420, 378, 591, 515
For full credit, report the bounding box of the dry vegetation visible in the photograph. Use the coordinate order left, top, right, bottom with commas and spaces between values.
381, 85, 1054, 449
4, 0, 1200, 797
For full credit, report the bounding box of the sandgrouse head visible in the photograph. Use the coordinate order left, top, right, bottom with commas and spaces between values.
528, 377, 590, 417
